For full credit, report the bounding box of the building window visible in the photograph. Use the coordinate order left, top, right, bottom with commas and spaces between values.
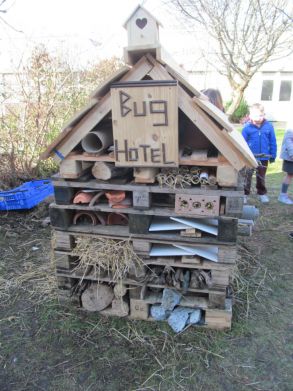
279, 80, 292, 101
261, 80, 274, 101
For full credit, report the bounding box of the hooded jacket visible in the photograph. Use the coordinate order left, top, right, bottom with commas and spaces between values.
242, 120, 277, 160
280, 129, 293, 162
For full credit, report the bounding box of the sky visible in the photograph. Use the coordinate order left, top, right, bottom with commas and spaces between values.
0, 0, 204, 72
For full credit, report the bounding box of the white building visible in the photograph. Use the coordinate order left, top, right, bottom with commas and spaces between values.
187, 55, 293, 123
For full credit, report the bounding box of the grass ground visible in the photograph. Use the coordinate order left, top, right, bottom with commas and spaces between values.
0, 129, 292, 391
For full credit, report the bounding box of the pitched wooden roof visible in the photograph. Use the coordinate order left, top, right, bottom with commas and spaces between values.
41, 54, 257, 170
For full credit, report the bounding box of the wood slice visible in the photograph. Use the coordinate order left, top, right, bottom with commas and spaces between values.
81, 283, 114, 311
92, 162, 131, 180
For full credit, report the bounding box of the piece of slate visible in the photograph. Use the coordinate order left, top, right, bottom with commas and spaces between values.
161, 288, 181, 311
168, 307, 194, 333
188, 309, 202, 324
150, 305, 169, 320
149, 244, 194, 257
174, 244, 218, 262
170, 217, 218, 236
149, 216, 188, 232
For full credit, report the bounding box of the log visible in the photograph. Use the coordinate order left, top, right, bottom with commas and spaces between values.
92, 161, 131, 180
81, 283, 114, 311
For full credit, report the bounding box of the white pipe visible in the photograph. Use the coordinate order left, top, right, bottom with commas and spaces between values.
81, 129, 113, 154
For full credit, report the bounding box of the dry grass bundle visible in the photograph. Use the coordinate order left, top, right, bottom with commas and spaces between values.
156, 166, 216, 189
156, 166, 204, 189
71, 237, 144, 283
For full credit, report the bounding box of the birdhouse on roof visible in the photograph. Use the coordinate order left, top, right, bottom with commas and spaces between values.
123, 5, 163, 65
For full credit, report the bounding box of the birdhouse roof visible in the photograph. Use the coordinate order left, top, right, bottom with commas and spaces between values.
123, 4, 163, 28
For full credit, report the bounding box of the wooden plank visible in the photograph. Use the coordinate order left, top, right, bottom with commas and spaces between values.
40, 100, 97, 160
90, 65, 130, 100
205, 299, 232, 330
49, 202, 226, 221
66, 152, 115, 162
54, 231, 74, 251
179, 153, 230, 167
130, 299, 149, 319
46, 56, 154, 162
193, 96, 234, 133
64, 151, 231, 168
111, 80, 178, 167
52, 223, 237, 252
225, 197, 244, 217
133, 190, 152, 209
51, 178, 244, 196
53, 231, 233, 259
144, 257, 233, 270
224, 128, 258, 168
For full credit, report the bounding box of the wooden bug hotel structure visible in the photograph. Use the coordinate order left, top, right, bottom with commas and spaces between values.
42, 5, 257, 331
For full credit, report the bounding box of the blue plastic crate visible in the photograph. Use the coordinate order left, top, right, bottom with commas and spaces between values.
0, 179, 54, 211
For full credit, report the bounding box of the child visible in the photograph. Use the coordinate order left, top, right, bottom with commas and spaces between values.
278, 122, 293, 205
201, 89, 225, 112
242, 103, 277, 203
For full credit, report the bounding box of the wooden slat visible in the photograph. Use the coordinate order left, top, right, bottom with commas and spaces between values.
90, 65, 130, 100
193, 96, 234, 132
51, 177, 244, 196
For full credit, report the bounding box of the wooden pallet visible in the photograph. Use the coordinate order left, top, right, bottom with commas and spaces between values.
53, 230, 238, 264
54, 250, 234, 288
52, 178, 244, 217
56, 276, 232, 330
49, 206, 239, 244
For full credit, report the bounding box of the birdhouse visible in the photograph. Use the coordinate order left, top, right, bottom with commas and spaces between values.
123, 5, 163, 65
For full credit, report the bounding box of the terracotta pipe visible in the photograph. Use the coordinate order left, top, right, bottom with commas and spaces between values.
107, 212, 129, 226
105, 191, 126, 204
73, 191, 95, 204
73, 211, 98, 225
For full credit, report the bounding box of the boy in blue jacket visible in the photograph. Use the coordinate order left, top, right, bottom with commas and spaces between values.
242, 103, 277, 203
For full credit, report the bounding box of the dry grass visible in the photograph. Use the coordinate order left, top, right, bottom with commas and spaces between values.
71, 237, 145, 283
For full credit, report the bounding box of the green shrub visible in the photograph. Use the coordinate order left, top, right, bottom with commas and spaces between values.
225, 99, 249, 123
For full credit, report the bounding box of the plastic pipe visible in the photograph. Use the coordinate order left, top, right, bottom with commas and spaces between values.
81, 129, 113, 154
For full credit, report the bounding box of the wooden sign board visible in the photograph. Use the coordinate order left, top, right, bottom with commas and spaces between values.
111, 80, 178, 167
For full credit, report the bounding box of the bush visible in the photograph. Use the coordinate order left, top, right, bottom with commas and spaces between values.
225, 99, 249, 123
0, 45, 122, 186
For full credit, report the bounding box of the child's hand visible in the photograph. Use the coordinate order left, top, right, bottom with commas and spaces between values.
269, 158, 275, 163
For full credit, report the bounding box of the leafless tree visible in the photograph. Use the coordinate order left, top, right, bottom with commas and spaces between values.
171, 0, 293, 116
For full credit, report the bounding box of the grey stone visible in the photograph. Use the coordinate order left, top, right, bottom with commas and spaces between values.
188, 309, 202, 325
167, 307, 193, 333
161, 288, 181, 311
150, 305, 168, 320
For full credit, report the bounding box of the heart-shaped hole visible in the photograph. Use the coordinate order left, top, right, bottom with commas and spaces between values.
136, 18, 147, 29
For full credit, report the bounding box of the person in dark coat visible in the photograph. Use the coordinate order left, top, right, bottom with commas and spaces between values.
242, 103, 277, 203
